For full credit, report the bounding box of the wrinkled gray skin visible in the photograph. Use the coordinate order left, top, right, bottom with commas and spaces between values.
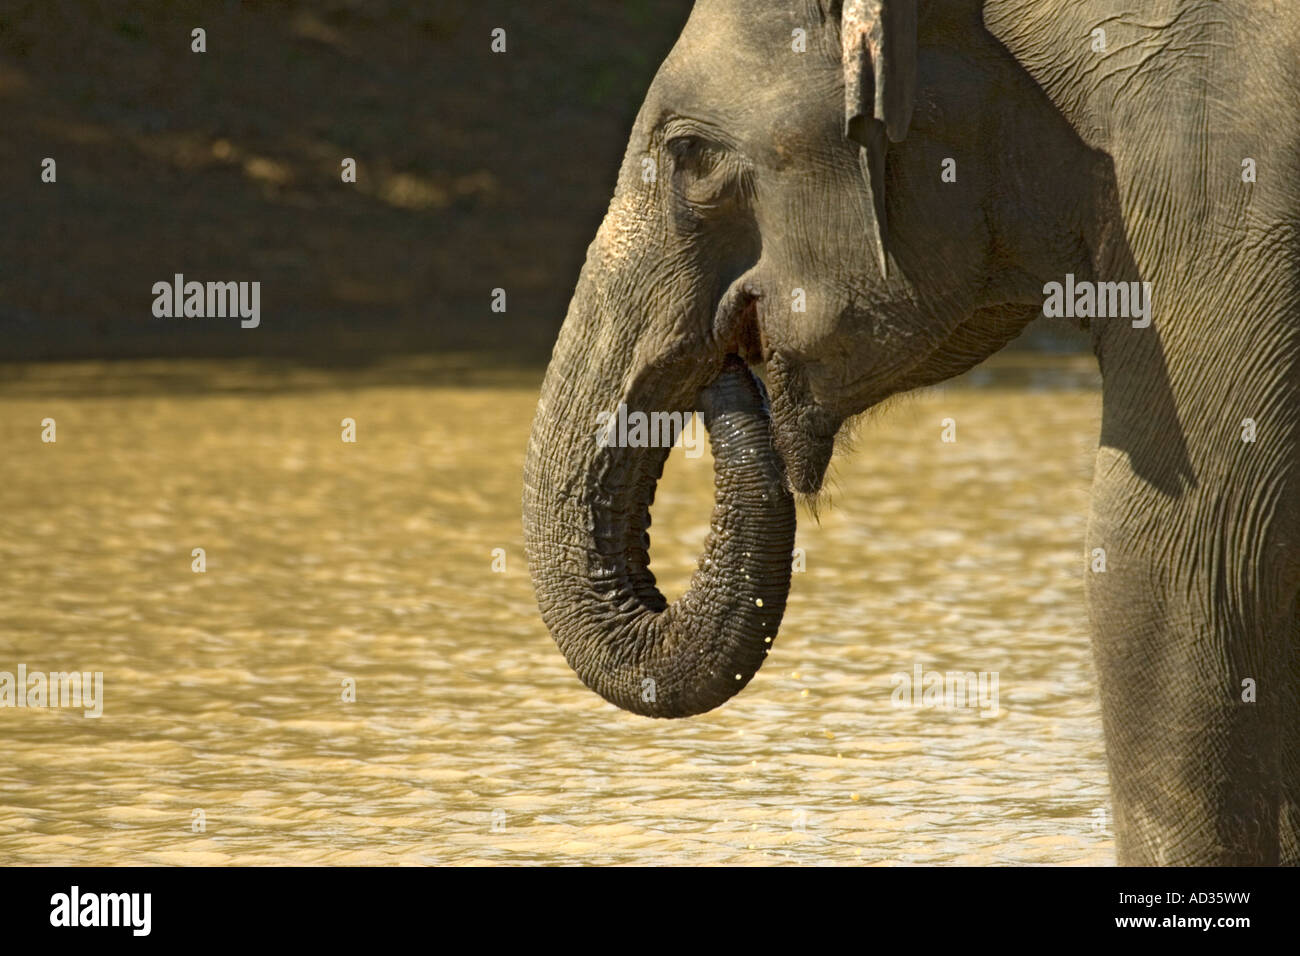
523, 0, 1300, 865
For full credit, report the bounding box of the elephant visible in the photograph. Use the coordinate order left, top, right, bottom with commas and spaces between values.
522, 0, 1300, 866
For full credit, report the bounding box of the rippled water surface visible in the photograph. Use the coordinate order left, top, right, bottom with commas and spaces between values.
0, 353, 1110, 864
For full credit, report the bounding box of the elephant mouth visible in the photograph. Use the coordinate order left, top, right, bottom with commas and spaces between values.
715, 287, 840, 497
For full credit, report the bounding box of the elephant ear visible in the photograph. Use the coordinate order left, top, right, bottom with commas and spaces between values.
841, 0, 917, 277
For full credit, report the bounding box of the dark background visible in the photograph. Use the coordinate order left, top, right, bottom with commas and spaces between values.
0, 0, 1082, 366
0, 0, 695, 364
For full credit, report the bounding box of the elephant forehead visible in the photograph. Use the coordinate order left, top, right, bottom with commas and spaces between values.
666, 0, 823, 82
652, 2, 842, 147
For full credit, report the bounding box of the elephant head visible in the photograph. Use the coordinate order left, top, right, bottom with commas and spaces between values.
523, 0, 1097, 717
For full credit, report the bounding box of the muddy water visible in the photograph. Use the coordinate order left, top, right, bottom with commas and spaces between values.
0, 353, 1109, 865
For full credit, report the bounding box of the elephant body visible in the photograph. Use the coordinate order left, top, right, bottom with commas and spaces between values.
523, 0, 1300, 865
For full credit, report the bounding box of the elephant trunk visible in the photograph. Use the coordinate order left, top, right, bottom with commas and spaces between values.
523, 333, 796, 717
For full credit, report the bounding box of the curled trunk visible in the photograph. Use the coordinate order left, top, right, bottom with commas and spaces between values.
523, 355, 795, 717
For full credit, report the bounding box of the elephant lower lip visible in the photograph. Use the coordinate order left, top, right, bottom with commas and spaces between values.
758, 352, 841, 496
766, 400, 837, 495
779, 433, 834, 495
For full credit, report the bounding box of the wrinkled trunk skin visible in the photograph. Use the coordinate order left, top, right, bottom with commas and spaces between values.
524, 339, 795, 718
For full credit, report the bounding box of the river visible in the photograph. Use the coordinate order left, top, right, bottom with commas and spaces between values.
0, 352, 1110, 864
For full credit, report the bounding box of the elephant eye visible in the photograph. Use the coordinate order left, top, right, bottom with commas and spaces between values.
664, 131, 742, 212
667, 134, 712, 172
667, 134, 697, 155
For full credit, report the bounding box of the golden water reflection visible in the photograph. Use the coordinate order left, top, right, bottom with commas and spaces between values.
0, 352, 1109, 864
